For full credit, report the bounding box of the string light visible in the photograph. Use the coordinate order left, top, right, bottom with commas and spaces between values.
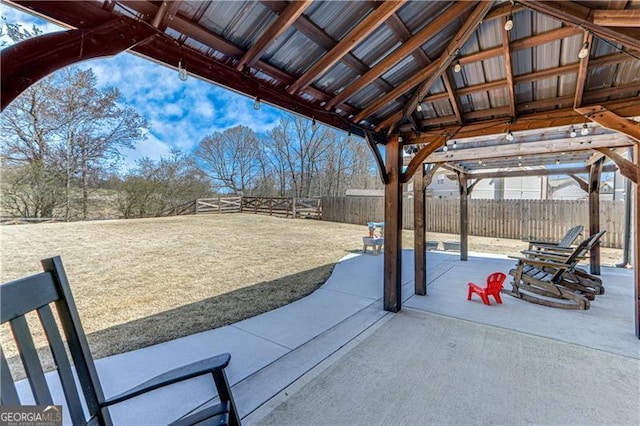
504, 15, 514, 32
569, 126, 577, 138
253, 97, 261, 110
178, 60, 188, 81
416, 103, 423, 112
311, 117, 317, 131
581, 123, 589, 136
453, 61, 462, 73
578, 41, 590, 59
506, 130, 514, 142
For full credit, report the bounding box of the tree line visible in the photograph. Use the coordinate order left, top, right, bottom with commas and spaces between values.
1, 22, 380, 220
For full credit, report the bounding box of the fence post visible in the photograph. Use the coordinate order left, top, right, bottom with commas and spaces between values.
218, 195, 221, 214
292, 197, 297, 219
195, 199, 199, 214
240, 196, 243, 213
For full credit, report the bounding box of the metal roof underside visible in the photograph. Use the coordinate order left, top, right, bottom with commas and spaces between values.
4, 0, 640, 177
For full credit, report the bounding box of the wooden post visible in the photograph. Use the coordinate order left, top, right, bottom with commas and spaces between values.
414, 164, 426, 296
458, 172, 469, 261
218, 195, 222, 214
589, 158, 604, 275
292, 197, 297, 218
195, 198, 199, 214
634, 145, 640, 338
384, 136, 403, 312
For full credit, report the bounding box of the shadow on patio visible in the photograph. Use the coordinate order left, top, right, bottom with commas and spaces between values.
10, 250, 639, 425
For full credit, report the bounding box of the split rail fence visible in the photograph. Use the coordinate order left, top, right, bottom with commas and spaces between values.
159, 196, 322, 219
321, 197, 626, 249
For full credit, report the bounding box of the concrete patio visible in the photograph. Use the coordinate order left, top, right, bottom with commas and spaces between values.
14, 250, 639, 425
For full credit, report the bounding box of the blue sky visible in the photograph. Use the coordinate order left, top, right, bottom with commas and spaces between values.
1, 4, 289, 169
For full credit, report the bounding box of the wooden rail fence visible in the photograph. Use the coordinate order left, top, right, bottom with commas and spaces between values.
321, 197, 626, 249
158, 196, 322, 219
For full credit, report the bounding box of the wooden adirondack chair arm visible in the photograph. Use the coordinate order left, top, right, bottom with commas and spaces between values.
508, 256, 571, 270
102, 353, 231, 406
520, 250, 586, 262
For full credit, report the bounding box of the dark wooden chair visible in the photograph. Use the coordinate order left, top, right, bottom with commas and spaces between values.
506, 231, 606, 310
0, 256, 240, 425
526, 225, 584, 252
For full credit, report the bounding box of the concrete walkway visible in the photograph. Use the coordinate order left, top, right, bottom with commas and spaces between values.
15, 250, 639, 425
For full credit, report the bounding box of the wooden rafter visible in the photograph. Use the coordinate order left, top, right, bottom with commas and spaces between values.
426, 134, 633, 163
593, 10, 640, 27
401, 2, 494, 122
354, 2, 492, 125
569, 174, 589, 192
424, 163, 442, 187
593, 147, 638, 183
151, 0, 182, 30
518, 0, 640, 52
236, 0, 312, 71
287, 1, 406, 95
574, 32, 593, 109
442, 71, 464, 124
325, 1, 474, 112
576, 105, 640, 143
502, 16, 516, 118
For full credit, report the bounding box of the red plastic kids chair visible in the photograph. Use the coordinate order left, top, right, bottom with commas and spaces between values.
467, 272, 507, 306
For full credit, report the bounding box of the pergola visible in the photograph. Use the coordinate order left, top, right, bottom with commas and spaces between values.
2, 1, 639, 336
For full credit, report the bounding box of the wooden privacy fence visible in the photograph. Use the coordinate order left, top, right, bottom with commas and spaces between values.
321, 197, 626, 249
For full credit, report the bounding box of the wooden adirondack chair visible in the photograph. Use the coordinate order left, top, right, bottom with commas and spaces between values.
526, 225, 584, 252
505, 232, 606, 310
0, 256, 240, 426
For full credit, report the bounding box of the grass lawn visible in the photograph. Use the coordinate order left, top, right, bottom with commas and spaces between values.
0, 213, 623, 372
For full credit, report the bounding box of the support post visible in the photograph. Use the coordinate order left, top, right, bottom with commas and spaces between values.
384, 136, 403, 312
588, 158, 604, 275
458, 172, 469, 261
634, 145, 640, 339
414, 164, 426, 296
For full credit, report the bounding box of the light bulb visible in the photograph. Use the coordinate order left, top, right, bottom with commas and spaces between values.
504, 16, 513, 32
453, 62, 462, 73
416, 103, 423, 112
581, 123, 589, 136
569, 126, 577, 138
452, 141, 457, 149
311, 118, 317, 131
506, 131, 514, 142
253, 97, 261, 110
518, 161, 522, 167
578, 42, 590, 59
443, 146, 448, 152
178, 60, 188, 81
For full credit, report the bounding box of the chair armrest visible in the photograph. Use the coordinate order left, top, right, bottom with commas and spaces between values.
103, 353, 231, 407
509, 256, 570, 270
520, 250, 570, 262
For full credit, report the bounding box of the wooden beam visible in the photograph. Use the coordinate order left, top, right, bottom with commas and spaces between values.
576, 105, 640, 143
426, 134, 634, 163
401, 136, 447, 183
593, 10, 640, 27
384, 136, 403, 313
414, 164, 426, 296
1, 17, 155, 110
518, 0, 640, 52
288, 1, 406, 95
236, 0, 312, 71
364, 131, 389, 185
442, 71, 464, 124
574, 32, 593, 109
586, 152, 607, 166
464, 164, 618, 180
151, 1, 181, 30
325, 1, 474, 111
569, 174, 589, 192
424, 163, 442, 187
593, 147, 638, 183
634, 144, 640, 338
405, 98, 640, 143
588, 158, 604, 275
457, 172, 469, 261
501, 16, 516, 119
402, 2, 494, 122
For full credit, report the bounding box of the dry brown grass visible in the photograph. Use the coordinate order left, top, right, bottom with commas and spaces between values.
1, 213, 623, 366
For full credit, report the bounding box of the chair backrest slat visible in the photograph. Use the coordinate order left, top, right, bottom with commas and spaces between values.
1, 272, 59, 323
37, 305, 87, 424
9, 316, 54, 405
42, 257, 106, 421
557, 225, 584, 248
1, 347, 20, 405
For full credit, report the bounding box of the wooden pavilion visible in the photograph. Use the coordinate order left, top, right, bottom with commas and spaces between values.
2, 0, 639, 336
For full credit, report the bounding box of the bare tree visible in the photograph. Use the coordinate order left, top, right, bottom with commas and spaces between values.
196, 125, 262, 195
